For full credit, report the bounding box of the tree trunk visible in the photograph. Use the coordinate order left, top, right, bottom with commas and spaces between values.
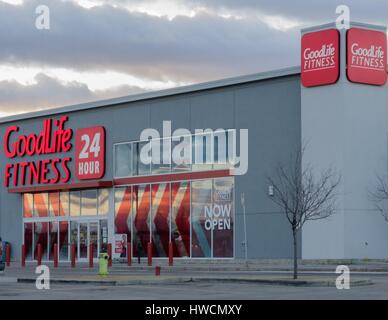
293, 228, 298, 280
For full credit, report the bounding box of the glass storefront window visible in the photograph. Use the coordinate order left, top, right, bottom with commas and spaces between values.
23, 223, 33, 261
191, 180, 212, 257
151, 183, 170, 257
171, 181, 190, 257
49, 221, 58, 260
70, 221, 78, 252
132, 184, 151, 257
192, 133, 213, 172
98, 189, 109, 216
34, 221, 48, 260
172, 135, 192, 173
23, 194, 33, 218
60, 192, 70, 216
213, 130, 229, 170
21, 178, 234, 261
81, 189, 97, 216
115, 143, 132, 177
59, 221, 69, 260
48, 192, 60, 217
115, 187, 131, 234
133, 141, 151, 176
33, 193, 49, 217
70, 191, 81, 216
212, 177, 234, 257
151, 138, 172, 174
114, 130, 236, 179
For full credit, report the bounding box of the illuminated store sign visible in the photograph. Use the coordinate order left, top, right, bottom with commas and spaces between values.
347, 28, 387, 85
301, 28, 340, 87
3, 116, 73, 187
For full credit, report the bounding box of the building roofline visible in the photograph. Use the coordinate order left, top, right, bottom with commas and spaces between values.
0, 66, 301, 125
301, 21, 386, 33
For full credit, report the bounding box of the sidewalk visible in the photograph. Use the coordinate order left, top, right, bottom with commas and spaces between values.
0, 260, 378, 287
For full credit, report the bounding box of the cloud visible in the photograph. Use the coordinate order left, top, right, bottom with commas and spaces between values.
0, 73, 146, 114
0, 0, 300, 84
1, 0, 388, 115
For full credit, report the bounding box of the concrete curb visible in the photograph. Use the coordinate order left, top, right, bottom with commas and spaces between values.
15, 276, 373, 287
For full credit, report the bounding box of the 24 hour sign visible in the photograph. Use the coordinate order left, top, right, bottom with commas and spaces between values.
75, 126, 105, 180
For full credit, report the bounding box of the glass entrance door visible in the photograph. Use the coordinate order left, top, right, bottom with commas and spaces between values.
76, 221, 101, 260
79, 223, 88, 259
89, 222, 98, 259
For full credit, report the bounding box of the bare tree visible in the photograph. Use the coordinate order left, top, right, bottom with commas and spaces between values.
370, 175, 388, 222
267, 147, 341, 279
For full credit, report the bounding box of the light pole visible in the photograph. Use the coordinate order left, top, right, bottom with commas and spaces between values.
241, 192, 248, 262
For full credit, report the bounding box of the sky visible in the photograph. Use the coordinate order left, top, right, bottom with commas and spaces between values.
1, 0, 388, 116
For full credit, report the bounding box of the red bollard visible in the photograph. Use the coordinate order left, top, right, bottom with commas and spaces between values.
37, 244, 42, 266
21, 244, 26, 268
168, 242, 173, 267
5, 243, 10, 267
89, 244, 93, 268
155, 266, 161, 276
107, 243, 112, 267
71, 243, 76, 268
127, 242, 132, 266
53, 243, 58, 268
147, 242, 152, 266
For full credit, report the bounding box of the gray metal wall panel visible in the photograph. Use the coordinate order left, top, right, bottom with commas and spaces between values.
0, 74, 301, 260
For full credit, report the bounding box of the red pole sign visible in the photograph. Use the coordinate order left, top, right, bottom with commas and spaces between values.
107, 243, 112, 267
37, 244, 42, 266
5, 243, 10, 267
147, 242, 152, 266
89, 244, 94, 268
21, 244, 26, 268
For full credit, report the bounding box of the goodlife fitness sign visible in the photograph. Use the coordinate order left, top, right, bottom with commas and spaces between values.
3, 116, 105, 188
302, 27, 387, 87
301, 29, 340, 87
347, 28, 387, 85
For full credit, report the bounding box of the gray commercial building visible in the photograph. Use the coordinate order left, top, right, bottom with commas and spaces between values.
1, 21, 388, 263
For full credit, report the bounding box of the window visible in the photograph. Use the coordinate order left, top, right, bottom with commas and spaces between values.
191, 180, 212, 257
23, 194, 33, 218
171, 182, 190, 257
70, 191, 81, 216
60, 192, 70, 216
98, 189, 109, 215
192, 132, 213, 172
114, 143, 132, 177
172, 135, 191, 173
23, 223, 33, 260
151, 183, 170, 257
151, 138, 172, 174
48, 192, 60, 217
133, 141, 151, 176
114, 130, 234, 179
212, 177, 234, 257
33, 193, 49, 217
81, 189, 97, 216
132, 184, 151, 257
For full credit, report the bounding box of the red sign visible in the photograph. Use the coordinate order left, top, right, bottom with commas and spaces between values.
347, 28, 387, 86
75, 126, 105, 180
301, 29, 340, 87
3, 116, 73, 187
